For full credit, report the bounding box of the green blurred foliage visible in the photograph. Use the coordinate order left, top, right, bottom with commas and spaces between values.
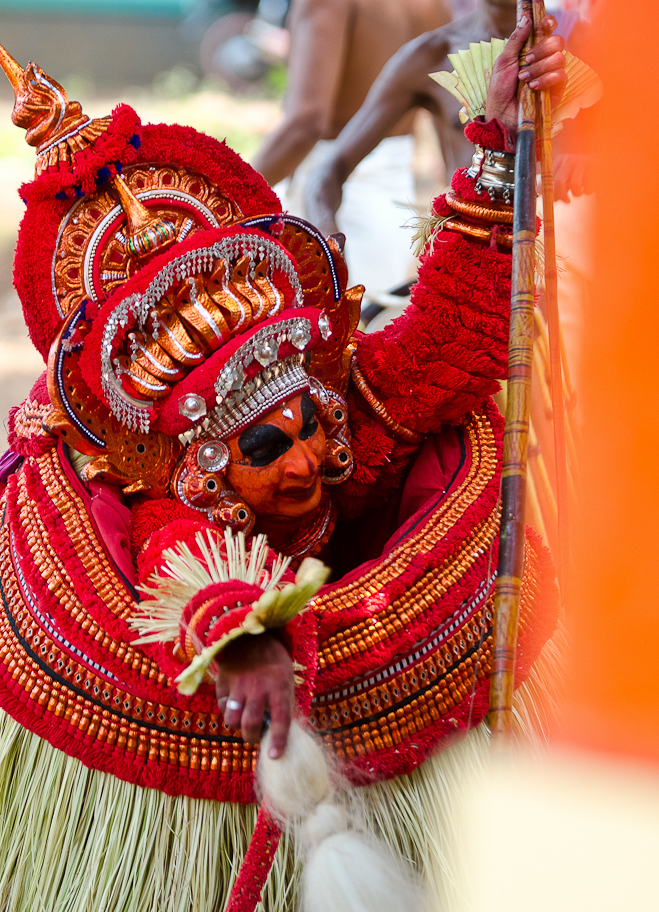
265, 61, 287, 98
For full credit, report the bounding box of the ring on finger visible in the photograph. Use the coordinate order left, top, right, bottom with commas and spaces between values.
226, 698, 243, 713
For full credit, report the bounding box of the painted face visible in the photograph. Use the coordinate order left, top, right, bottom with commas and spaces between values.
225, 391, 326, 520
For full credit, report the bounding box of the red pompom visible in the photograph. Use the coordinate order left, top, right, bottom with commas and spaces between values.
464, 116, 516, 153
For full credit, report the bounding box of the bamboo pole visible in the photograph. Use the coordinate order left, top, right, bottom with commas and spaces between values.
488, 0, 537, 740
526, 463, 550, 549
533, 343, 554, 418
529, 422, 558, 523
533, 0, 571, 598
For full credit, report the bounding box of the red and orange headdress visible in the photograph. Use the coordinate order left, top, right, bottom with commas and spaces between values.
0, 44, 362, 499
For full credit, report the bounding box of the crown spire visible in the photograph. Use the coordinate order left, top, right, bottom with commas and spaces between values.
0, 42, 88, 154
0, 44, 24, 93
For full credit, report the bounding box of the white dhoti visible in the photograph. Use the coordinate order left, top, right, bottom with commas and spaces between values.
275, 135, 416, 296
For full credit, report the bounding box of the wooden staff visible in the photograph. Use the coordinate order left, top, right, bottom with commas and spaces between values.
533, 0, 570, 598
489, 0, 538, 740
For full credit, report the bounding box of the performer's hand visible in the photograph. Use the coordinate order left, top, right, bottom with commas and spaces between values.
215, 632, 294, 759
485, 15, 567, 133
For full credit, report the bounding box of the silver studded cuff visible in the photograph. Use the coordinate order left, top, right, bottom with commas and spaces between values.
467, 145, 516, 205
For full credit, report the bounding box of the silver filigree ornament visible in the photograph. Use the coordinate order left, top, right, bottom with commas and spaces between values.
318, 311, 332, 341
208, 355, 309, 440
228, 363, 246, 392
100, 292, 152, 433
179, 393, 208, 421
216, 363, 243, 399
197, 440, 230, 473
214, 317, 314, 409
254, 337, 279, 367
290, 321, 311, 350
98, 231, 306, 431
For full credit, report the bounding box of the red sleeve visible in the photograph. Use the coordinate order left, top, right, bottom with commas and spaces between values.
353, 119, 515, 433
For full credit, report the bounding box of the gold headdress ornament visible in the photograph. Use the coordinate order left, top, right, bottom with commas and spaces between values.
0, 44, 362, 501
0, 43, 111, 174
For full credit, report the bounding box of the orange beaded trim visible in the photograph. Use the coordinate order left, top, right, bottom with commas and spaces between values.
310, 602, 494, 759
309, 537, 542, 764
11, 398, 51, 440
305, 404, 514, 775
443, 217, 513, 247
0, 518, 256, 771
445, 190, 514, 224
22, 449, 144, 627
350, 361, 425, 445
317, 510, 499, 671
0, 448, 260, 799
314, 408, 498, 621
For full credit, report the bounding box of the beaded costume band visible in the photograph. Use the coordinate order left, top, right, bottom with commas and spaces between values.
0, 404, 553, 795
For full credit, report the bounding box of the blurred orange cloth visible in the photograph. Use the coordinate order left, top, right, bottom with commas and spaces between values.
562, 0, 659, 766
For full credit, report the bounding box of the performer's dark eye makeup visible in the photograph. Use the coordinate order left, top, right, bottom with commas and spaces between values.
237, 394, 319, 466
299, 392, 318, 441
238, 426, 292, 467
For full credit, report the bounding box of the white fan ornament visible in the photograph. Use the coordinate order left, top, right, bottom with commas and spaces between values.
430, 39, 603, 134
131, 528, 330, 695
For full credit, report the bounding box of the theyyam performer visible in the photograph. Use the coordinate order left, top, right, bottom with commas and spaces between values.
0, 18, 565, 912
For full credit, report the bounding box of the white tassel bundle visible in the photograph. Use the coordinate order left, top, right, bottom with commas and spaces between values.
259, 722, 431, 912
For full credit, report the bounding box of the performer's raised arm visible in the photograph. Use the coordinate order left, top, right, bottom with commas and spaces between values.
355, 17, 566, 432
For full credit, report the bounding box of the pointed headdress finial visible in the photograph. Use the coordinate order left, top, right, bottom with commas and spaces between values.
0, 42, 100, 176
0, 43, 24, 93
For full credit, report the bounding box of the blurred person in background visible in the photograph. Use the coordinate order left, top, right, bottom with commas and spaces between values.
305, 0, 596, 344
252, 0, 452, 296
304, 0, 520, 242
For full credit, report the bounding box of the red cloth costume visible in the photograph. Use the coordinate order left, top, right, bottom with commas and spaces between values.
0, 44, 556, 912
